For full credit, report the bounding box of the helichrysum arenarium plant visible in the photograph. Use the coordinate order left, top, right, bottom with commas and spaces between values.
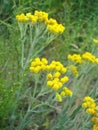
1, 8, 98, 130
9, 57, 73, 130
16, 10, 65, 71
6, 10, 67, 130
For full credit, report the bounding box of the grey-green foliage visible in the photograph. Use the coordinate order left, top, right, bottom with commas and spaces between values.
0, 1, 98, 129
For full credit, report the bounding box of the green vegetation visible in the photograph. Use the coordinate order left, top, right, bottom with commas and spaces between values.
0, 1, 98, 130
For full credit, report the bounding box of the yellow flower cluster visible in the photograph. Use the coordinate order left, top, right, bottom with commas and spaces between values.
93, 39, 98, 44
55, 92, 63, 102
46, 18, 65, 33
46, 60, 67, 73
82, 96, 96, 114
56, 87, 72, 102
30, 57, 48, 73
60, 87, 72, 97
68, 52, 98, 64
68, 54, 82, 64
47, 73, 69, 91
16, 13, 29, 22
16, 11, 48, 23
82, 52, 98, 63
30, 58, 67, 74
92, 108, 98, 130
30, 57, 73, 102
16, 10, 65, 34
82, 96, 98, 130
34, 10, 48, 22
93, 124, 98, 130
26, 13, 38, 23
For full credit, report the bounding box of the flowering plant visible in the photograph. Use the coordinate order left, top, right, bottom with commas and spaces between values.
16, 10, 65, 71
6, 10, 67, 130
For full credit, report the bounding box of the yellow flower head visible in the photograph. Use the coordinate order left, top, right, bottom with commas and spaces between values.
47, 23, 65, 34
93, 39, 98, 44
47, 73, 53, 80
82, 52, 96, 63
30, 57, 48, 73
55, 92, 62, 102
68, 54, 82, 64
92, 117, 98, 124
46, 18, 65, 33
82, 96, 97, 115
34, 10, 48, 22
60, 76, 69, 83
62, 87, 73, 96
46, 18, 57, 25
53, 72, 61, 78
95, 58, 98, 64
47, 80, 53, 87
41, 58, 48, 65
93, 124, 98, 130
53, 84, 60, 91
26, 13, 38, 23
16, 13, 28, 22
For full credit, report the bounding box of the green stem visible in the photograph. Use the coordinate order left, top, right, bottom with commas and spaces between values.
21, 42, 24, 69
33, 74, 40, 98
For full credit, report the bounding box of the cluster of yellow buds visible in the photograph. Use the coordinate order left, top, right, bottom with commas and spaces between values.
46, 61, 72, 102
30, 57, 48, 73
34, 10, 48, 22
68, 54, 82, 64
93, 124, 98, 130
92, 107, 98, 130
56, 87, 72, 102
93, 39, 98, 44
16, 10, 65, 34
46, 61, 68, 89
68, 52, 98, 64
25, 13, 38, 23
47, 73, 69, 91
46, 60, 67, 74
16, 11, 48, 23
82, 96, 98, 130
60, 87, 72, 97
30, 57, 73, 102
82, 52, 98, 63
30, 58, 67, 73
16, 13, 29, 22
82, 96, 96, 114
46, 18, 65, 33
